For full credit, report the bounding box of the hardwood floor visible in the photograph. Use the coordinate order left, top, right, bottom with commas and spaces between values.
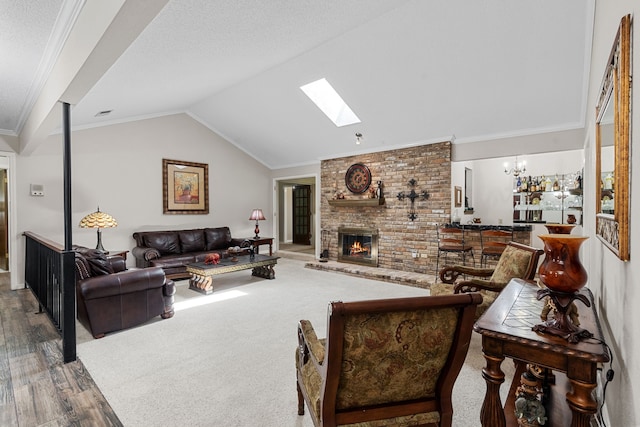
0, 273, 121, 426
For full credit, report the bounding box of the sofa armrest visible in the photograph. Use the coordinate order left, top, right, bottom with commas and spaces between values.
439, 265, 494, 284
454, 278, 510, 294
108, 255, 127, 273
132, 246, 161, 262
231, 238, 248, 247
79, 267, 166, 300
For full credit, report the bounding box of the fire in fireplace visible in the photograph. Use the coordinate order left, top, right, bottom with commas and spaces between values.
338, 227, 378, 267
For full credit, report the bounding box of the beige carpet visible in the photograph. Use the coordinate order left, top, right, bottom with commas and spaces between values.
278, 243, 316, 255
76, 258, 513, 427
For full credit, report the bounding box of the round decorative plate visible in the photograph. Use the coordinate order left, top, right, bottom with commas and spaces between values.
345, 163, 372, 194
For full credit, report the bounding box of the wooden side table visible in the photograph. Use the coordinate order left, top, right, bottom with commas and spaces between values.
250, 237, 273, 256
474, 278, 609, 427
106, 250, 128, 261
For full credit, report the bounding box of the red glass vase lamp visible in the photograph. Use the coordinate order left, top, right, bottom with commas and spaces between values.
249, 209, 266, 239
533, 234, 591, 343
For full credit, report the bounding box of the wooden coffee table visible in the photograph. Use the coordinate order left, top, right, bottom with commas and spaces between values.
186, 254, 279, 294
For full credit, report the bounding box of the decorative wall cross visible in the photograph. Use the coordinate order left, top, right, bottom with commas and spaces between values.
397, 179, 429, 221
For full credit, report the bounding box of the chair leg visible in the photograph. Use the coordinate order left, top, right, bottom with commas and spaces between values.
297, 382, 305, 415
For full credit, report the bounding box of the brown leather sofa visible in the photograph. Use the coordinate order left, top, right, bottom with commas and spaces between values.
74, 247, 175, 339
132, 227, 247, 280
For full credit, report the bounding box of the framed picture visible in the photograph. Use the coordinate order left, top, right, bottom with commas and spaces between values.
454, 186, 462, 207
163, 159, 209, 214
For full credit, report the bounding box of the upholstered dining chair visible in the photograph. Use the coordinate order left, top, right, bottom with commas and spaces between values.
431, 241, 543, 320
296, 293, 482, 427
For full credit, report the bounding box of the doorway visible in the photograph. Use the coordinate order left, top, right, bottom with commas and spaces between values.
293, 185, 311, 245
276, 176, 317, 255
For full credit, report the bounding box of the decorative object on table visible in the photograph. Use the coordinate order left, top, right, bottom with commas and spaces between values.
162, 158, 209, 214
396, 178, 429, 221
566, 214, 577, 224
248, 244, 255, 261
513, 366, 548, 427
79, 207, 118, 253
249, 208, 266, 239
204, 253, 220, 265
345, 163, 371, 194
543, 223, 575, 234
368, 186, 376, 198
533, 234, 592, 343
226, 246, 243, 262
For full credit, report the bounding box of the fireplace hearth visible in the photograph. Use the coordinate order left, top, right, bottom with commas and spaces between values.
338, 227, 378, 267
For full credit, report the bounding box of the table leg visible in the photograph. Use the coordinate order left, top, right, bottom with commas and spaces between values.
252, 264, 275, 279
189, 274, 213, 294
566, 379, 598, 427
480, 352, 506, 427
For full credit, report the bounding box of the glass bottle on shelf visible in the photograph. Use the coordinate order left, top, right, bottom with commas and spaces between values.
552, 175, 560, 191
604, 173, 614, 190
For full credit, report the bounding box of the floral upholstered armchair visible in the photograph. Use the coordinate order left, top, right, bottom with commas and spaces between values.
431, 241, 543, 320
296, 293, 482, 427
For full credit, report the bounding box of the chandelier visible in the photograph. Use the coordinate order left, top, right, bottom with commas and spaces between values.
504, 156, 526, 177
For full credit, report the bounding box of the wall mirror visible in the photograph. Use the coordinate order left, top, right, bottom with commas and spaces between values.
595, 14, 631, 261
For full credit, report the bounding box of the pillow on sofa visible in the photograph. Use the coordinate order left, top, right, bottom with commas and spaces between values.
179, 229, 206, 253
205, 227, 232, 251
143, 232, 181, 255
85, 249, 114, 276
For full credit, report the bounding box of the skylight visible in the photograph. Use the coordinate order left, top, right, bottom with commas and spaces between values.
300, 78, 361, 127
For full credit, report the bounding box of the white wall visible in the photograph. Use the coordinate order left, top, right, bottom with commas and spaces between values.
13, 113, 271, 285
584, 2, 640, 426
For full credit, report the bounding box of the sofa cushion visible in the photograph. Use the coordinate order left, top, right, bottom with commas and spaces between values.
204, 227, 232, 250
150, 253, 198, 268
143, 232, 181, 255
178, 229, 205, 253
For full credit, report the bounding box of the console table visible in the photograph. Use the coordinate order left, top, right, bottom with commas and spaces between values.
474, 278, 609, 427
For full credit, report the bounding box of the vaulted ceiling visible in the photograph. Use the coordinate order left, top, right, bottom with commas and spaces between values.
1, 0, 594, 169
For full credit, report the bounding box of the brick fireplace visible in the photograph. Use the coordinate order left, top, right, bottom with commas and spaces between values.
338, 227, 378, 267
320, 141, 452, 275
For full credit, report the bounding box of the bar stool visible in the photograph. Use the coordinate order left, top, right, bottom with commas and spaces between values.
436, 224, 475, 278
480, 229, 513, 267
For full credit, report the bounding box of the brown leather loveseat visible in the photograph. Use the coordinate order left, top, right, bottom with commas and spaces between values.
74, 247, 175, 338
132, 227, 247, 280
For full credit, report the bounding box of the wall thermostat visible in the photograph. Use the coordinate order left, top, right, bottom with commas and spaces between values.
30, 184, 44, 196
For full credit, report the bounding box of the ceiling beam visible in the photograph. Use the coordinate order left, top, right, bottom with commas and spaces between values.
19, 0, 169, 155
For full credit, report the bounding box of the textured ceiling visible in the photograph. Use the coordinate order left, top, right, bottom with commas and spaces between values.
2, 0, 594, 168
0, 0, 63, 131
